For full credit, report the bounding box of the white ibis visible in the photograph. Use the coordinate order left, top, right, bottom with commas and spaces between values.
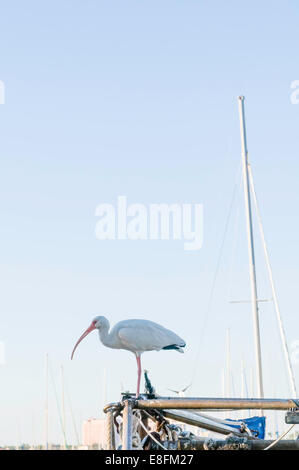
71, 316, 186, 396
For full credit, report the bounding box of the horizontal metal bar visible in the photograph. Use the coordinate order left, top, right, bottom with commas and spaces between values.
159, 438, 299, 451
135, 397, 299, 411
162, 409, 249, 437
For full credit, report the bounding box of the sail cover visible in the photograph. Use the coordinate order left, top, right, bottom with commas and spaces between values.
225, 416, 266, 439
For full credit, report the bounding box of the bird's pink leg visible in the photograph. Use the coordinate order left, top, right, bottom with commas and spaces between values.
136, 354, 141, 397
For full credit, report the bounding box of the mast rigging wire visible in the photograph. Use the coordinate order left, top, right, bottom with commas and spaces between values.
263, 424, 296, 450
190, 160, 242, 385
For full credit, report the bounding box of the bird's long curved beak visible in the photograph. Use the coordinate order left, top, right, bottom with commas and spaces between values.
71, 322, 96, 360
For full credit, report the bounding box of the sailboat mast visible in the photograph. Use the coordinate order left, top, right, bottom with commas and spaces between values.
45, 353, 49, 450
238, 96, 264, 399
226, 329, 231, 399
61, 365, 67, 449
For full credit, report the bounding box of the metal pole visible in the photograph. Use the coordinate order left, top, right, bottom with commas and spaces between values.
45, 353, 48, 450
221, 368, 225, 398
250, 367, 254, 397
240, 359, 246, 419
162, 409, 248, 436
122, 400, 133, 450
248, 165, 297, 398
103, 368, 107, 415
226, 329, 231, 399
238, 96, 264, 400
135, 396, 299, 410
241, 360, 245, 399
32, 412, 35, 450
61, 365, 67, 450
159, 437, 299, 451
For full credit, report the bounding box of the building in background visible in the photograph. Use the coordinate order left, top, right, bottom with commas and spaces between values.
82, 418, 106, 450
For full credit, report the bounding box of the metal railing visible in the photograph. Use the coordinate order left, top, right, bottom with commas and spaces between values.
136, 396, 299, 411
104, 395, 299, 450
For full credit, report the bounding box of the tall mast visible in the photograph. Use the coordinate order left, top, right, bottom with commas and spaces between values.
61, 365, 67, 449
241, 359, 245, 399
45, 353, 49, 450
226, 329, 231, 399
238, 96, 264, 400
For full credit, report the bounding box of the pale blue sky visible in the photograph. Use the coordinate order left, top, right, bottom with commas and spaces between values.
1, 0, 299, 446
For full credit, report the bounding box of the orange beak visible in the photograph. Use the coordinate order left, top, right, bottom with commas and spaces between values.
71, 322, 96, 360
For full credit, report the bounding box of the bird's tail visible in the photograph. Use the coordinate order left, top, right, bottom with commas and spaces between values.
163, 343, 185, 353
